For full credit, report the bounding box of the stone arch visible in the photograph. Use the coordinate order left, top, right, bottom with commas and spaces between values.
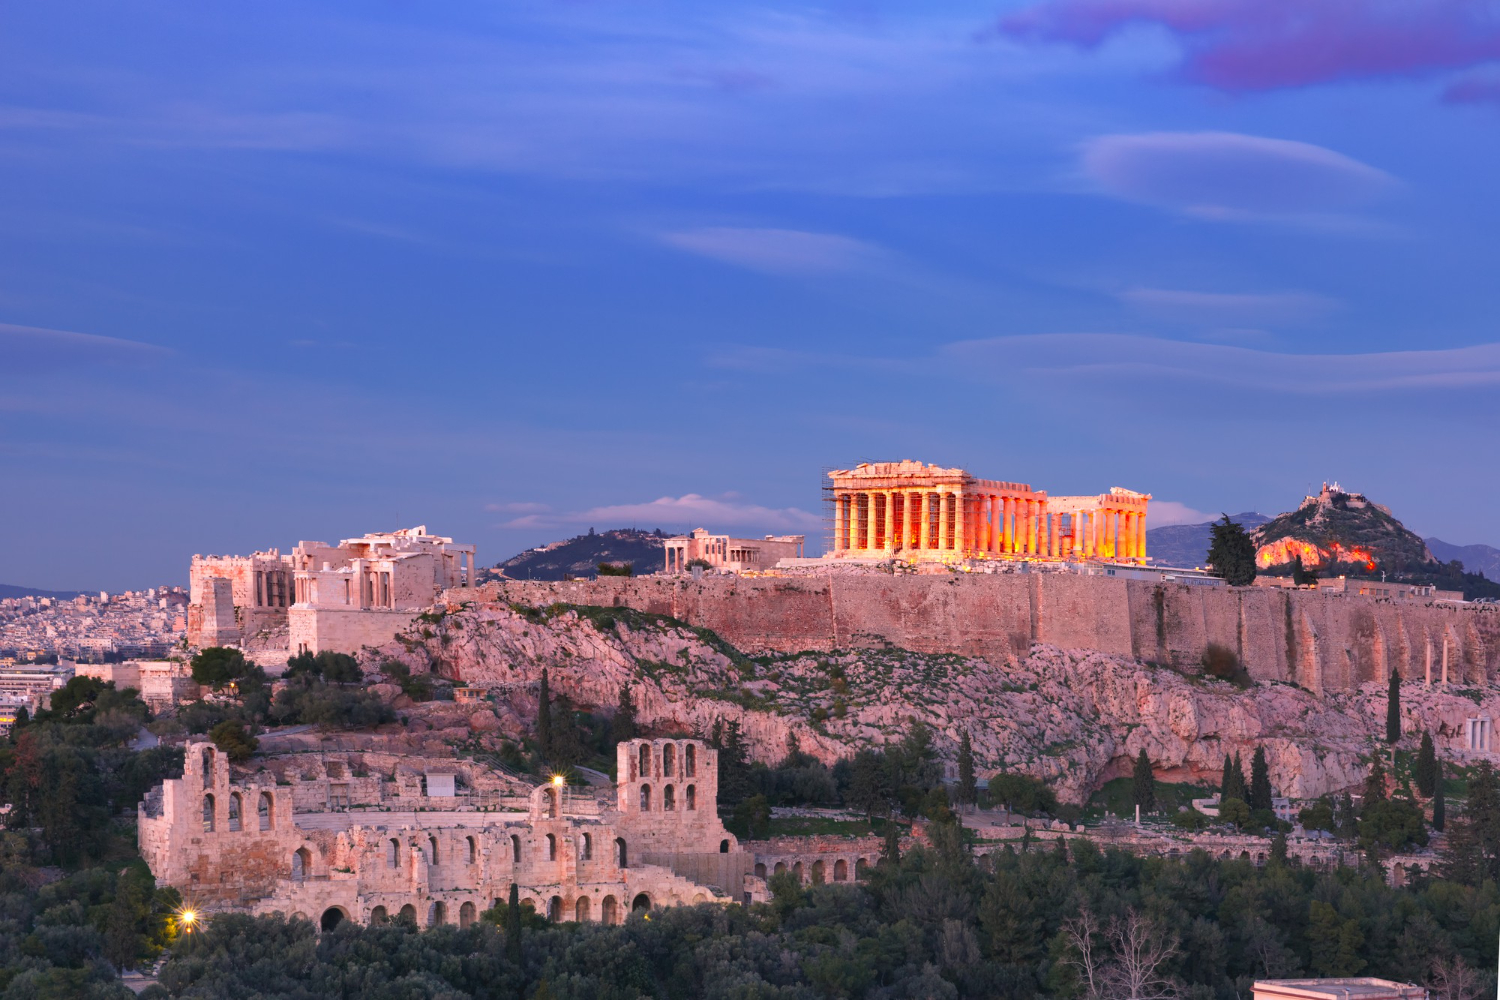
754, 862, 767, 878
640, 784, 651, 812
639, 743, 650, 777
548, 896, 563, 922
581, 833, 592, 861
664, 784, 675, 811
855, 858, 868, 879
544, 787, 558, 819
429, 901, 447, 927
258, 792, 273, 831
720, 839, 730, 854
834, 859, 848, 881
511, 835, 522, 863
466, 836, 477, 865
320, 906, 347, 932
686, 785, 696, 811
291, 911, 309, 922
547, 834, 557, 861
663, 743, 676, 777
685, 744, 696, 777
201, 746, 216, 778
774, 861, 787, 875
793, 861, 803, 882
227, 793, 242, 832
460, 901, 476, 927
369, 906, 388, 925
811, 860, 825, 884
398, 904, 417, 924
1239, 851, 1250, 861
202, 793, 215, 833
601, 895, 619, 925
575, 896, 591, 922
616, 837, 628, 867
387, 838, 400, 868
632, 892, 651, 913
292, 847, 311, 882
428, 835, 440, 866
692, 893, 706, 903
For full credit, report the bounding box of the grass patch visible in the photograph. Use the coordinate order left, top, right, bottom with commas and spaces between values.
1085, 777, 1215, 820
766, 816, 881, 838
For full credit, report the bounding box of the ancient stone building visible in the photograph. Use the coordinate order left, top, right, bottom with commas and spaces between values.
827, 460, 1150, 563
662, 528, 805, 574
139, 738, 756, 930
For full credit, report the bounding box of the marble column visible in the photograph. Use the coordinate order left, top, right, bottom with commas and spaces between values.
1049, 511, 1060, 557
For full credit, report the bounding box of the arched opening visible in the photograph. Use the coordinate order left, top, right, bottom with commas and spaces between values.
719, 839, 730, 854
292, 847, 311, 882
398, 904, 417, 924
511, 835, 521, 863
638, 743, 650, 777
640, 784, 651, 812
615, 837, 628, 868
258, 792, 273, 831
547, 834, 557, 861
320, 907, 345, 931
855, 858, 868, 879
466, 836, 476, 865
663, 743, 676, 777
773, 862, 787, 875
369, 906, 388, 925
202, 793, 215, 833
201, 746, 215, 777
459, 901, 476, 927
811, 860, 825, 884
1239, 851, 1250, 861
429, 901, 447, 927
793, 862, 803, 883
663, 784, 675, 811
686, 785, 696, 811
601, 895, 619, 925
548, 896, 563, 922
834, 859, 848, 881
428, 836, 440, 866
227, 793, 242, 832
685, 744, 696, 777
387, 838, 400, 868
576, 896, 591, 922
692, 893, 706, 904
581, 833, 592, 861
544, 787, 558, 819
754, 862, 767, 878
632, 892, 651, 914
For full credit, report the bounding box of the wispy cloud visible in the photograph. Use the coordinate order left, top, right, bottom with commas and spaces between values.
1002, 0, 1500, 92
1146, 501, 1214, 528
1120, 286, 1339, 322
488, 492, 821, 533
0, 322, 169, 375
1082, 132, 1397, 219
659, 227, 886, 274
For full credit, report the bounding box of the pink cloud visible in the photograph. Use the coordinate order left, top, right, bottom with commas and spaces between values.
1002, 0, 1500, 91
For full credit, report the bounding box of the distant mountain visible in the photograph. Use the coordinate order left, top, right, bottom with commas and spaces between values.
1146, 512, 1270, 568
0, 584, 85, 600
1251, 484, 1434, 576
495, 528, 669, 581
1426, 537, 1500, 580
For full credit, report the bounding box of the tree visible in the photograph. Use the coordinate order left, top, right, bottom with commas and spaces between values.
1132, 749, 1155, 815
1249, 746, 1273, 812
208, 720, 258, 763
190, 647, 251, 689
1308, 900, 1365, 976
1432, 760, 1445, 831
1429, 955, 1483, 1000
1414, 731, 1438, 797
1221, 751, 1248, 805
506, 883, 522, 965
1098, 909, 1180, 1000
536, 669, 552, 757
881, 822, 901, 866
847, 749, 891, 818
1363, 756, 1388, 806
1386, 669, 1402, 744
1292, 554, 1317, 587
712, 719, 752, 806
1207, 515, 1257, 586
609, 684, 637, 745
1218, 797, 1251, 829
956, 731, 977, 810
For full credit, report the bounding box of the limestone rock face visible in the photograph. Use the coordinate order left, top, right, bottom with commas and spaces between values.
370, 602, 1500, 804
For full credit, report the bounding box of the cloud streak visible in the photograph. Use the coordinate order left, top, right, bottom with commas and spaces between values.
489, 493, 822, 533
659, 227, 886, 274
0, 322, 169, 376
1002, 0, 1500, 92
1120, 286, 1339, 321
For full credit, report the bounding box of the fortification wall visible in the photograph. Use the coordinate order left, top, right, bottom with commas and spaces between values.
473, 574, 1500, 692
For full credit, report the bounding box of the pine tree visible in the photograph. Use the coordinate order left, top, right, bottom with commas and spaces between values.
1386, 669, 1402, 744
610, 683, 637, 745
506, 882, 522, 964
1362, 756, 1387, 807
956, 731, 977, 809
882, 823, 901, 866
716, 720, 751, 806
1220, 754, 1235, 800
1270, 833, 1288, 867
1432, 759, 1445, 831
1249, 746, 1273, 812
1414, 731, 1437, 797
536, 669, 552, 757
1132, 748, 1156, 814
1207, 515, 1257, 586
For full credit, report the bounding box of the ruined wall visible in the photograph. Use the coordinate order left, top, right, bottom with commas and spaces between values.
289, 606, 421, 656
475, 574, 1500, 692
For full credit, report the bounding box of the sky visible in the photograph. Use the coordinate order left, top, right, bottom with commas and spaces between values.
4, 1, 1500, 591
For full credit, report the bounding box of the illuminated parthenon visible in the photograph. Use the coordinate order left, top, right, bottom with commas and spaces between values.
827, 460, 1150, 563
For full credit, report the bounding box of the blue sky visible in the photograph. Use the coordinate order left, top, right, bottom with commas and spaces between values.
5, 1, 1500, 590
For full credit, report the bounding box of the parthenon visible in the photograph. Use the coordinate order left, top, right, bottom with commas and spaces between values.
827, 460, 1150, 563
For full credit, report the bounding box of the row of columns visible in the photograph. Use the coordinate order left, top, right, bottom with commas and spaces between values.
833, 489, 1147, 561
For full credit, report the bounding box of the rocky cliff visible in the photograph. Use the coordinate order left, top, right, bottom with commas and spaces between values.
371, 599, 1500, 804
1253, 484, 1435, 576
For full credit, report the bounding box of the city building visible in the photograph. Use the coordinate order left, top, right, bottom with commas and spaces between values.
1252, 980, 1425, 1000
662, 529, 805, 575
0, 663, 72, 710
826, 460, 1150, 563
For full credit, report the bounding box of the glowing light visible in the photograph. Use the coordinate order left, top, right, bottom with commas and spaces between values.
1255, 538, 1377, 573
551, 775, 565, 787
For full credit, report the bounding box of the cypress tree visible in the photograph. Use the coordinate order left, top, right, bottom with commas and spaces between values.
882, 823, 901, 866
610, 683, 637, 745
536, 669, 552, 756
1432, 760, 1445, 831
1220, 754, 1234, 800
1414, 731, 1437, 797
1386, 669, 1401, 744
1363, 756, 1387, 807
1249, 746, 1274, 812
1132, 748, 1155, 814
956, 731, 977, 809
506, 883, 522, 964
1207, 515, 1257, 586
